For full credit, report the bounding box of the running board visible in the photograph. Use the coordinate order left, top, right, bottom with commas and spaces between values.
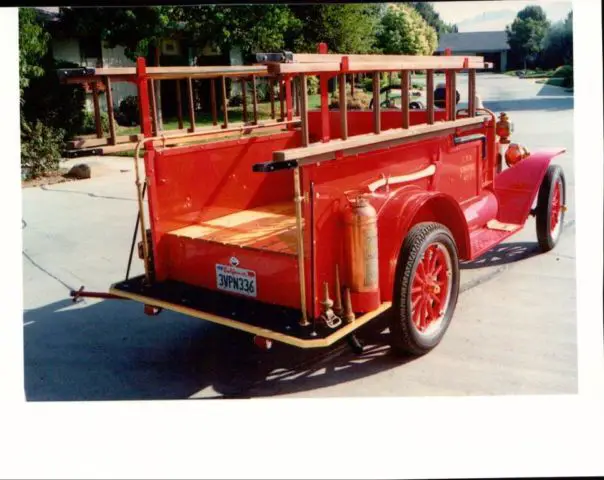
109, 275, 391, 349
470, 222, 522, 259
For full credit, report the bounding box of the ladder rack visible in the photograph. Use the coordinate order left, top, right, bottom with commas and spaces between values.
253, 47, 492, 165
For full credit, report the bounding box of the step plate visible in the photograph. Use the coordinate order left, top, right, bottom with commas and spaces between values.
110, 275, 391, 348
470, 223, 522, 259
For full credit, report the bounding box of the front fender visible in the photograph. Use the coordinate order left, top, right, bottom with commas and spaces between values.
494, 148, 566, 225
377, 186, 470, 302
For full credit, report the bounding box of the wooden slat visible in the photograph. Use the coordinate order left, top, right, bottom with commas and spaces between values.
372, 72, 381, 134
104, 76, 117, 146
279, 79, 285, 121
426, 69, 435, 125
468, 69, 476, 117
91, 82, 103, 138
290, 53, 486, 65
269, 78, 276, 119
71, 65, 267, 78
293, 77, 299, 117
339, 73, 348, 140
268, 57, 489, 74
251, 76, 258, 125
221, 76, 229, 128
210, 78, 218, 126
450, 71, 457, 121
67, 133, 143, 149
299, 74, 309, 147
149, 79, 159, 135
176, 80, 184, 130
401, 70, 409, 129
241, 78, 248, 123
272, 116, 485, 163
187, 77, 196, 132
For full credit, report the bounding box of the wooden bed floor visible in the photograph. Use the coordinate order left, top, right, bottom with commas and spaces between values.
168, 202, 299, 256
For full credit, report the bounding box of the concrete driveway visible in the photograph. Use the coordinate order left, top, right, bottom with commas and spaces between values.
22, 73, 576, 400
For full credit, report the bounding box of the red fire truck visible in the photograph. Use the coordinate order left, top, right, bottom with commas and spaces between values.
67, 47, 566, 356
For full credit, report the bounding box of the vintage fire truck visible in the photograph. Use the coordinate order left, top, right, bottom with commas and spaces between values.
65, 46, 566, 356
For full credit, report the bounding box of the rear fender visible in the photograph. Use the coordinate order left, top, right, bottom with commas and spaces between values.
494, 148, 566, 225
377, 186, 470, 301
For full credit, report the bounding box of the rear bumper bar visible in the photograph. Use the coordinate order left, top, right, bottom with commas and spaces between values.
110, 275, 391, 349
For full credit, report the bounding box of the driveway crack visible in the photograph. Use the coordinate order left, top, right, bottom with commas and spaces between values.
22, 250, 76, 292
39, 184, 135, 202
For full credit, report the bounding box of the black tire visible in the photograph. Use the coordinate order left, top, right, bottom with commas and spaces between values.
535, 164, 566, 252
390, 222, 460, 356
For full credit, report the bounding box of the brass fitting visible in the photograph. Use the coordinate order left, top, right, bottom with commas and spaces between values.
319, 282, 342, 329
333, 265, 344, 317
343, 287, 356, 323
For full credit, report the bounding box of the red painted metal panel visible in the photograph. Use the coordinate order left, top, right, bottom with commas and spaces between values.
436, 140, 481, 203
151, 132, 300, 232
164, 234, 301, 309
494, 149, 565, 225
460, 190, 499, 232
145, 132, 301, 283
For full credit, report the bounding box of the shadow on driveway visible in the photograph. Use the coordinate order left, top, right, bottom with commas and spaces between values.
484, 95, 573, 112
23, 298, 413, 401
460, 242, 541, 270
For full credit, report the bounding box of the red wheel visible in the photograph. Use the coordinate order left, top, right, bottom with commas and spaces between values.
536, 164, 566, 252
410, 243, 454, 336
390, 222, 460, 356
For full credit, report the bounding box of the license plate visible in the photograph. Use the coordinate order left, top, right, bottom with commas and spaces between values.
215, 264, 257, 298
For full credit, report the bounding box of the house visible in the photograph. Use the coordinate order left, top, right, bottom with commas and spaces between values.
34, 7, 245, 117
435, 31, 510, 72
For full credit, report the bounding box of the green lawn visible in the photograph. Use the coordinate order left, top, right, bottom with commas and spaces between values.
116, 95, 324, 136
505, 69, 556, 79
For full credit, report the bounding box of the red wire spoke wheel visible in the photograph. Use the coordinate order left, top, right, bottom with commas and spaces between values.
536, 164, 566, 252
391, 222, 460, 356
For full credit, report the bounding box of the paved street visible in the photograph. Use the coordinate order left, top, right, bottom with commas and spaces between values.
22, 73, 576, 400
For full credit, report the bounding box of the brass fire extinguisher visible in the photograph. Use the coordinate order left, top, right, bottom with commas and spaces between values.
343, 195, 379, 293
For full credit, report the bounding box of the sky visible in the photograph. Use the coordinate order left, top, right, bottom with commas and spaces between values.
432, 0, 573, 32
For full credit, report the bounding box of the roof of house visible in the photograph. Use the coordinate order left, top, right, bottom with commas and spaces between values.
34, 7, 60, 21
436, 31, 510, 53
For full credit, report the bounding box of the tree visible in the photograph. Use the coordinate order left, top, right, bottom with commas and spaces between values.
506, 5, 550, 71
542, 10, 573, 68
179, 5, 301, 60
376, 4, 438, 55
289, 4, 382, 53
410, 2, 458, 37
19, 8, 50, 99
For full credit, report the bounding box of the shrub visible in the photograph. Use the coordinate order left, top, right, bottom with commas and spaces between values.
81, 111, 110, 134
256, 81, 280, 102
20, 58, 86, 141
329, 91, 371, 110
552, 65, 573, 87
361, 75, 389, 92
118, 96, 140, 126
307, 76, 319, 95
21, 120, 65, 179
229, 87, 264, 107
228, 94, 244, 107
